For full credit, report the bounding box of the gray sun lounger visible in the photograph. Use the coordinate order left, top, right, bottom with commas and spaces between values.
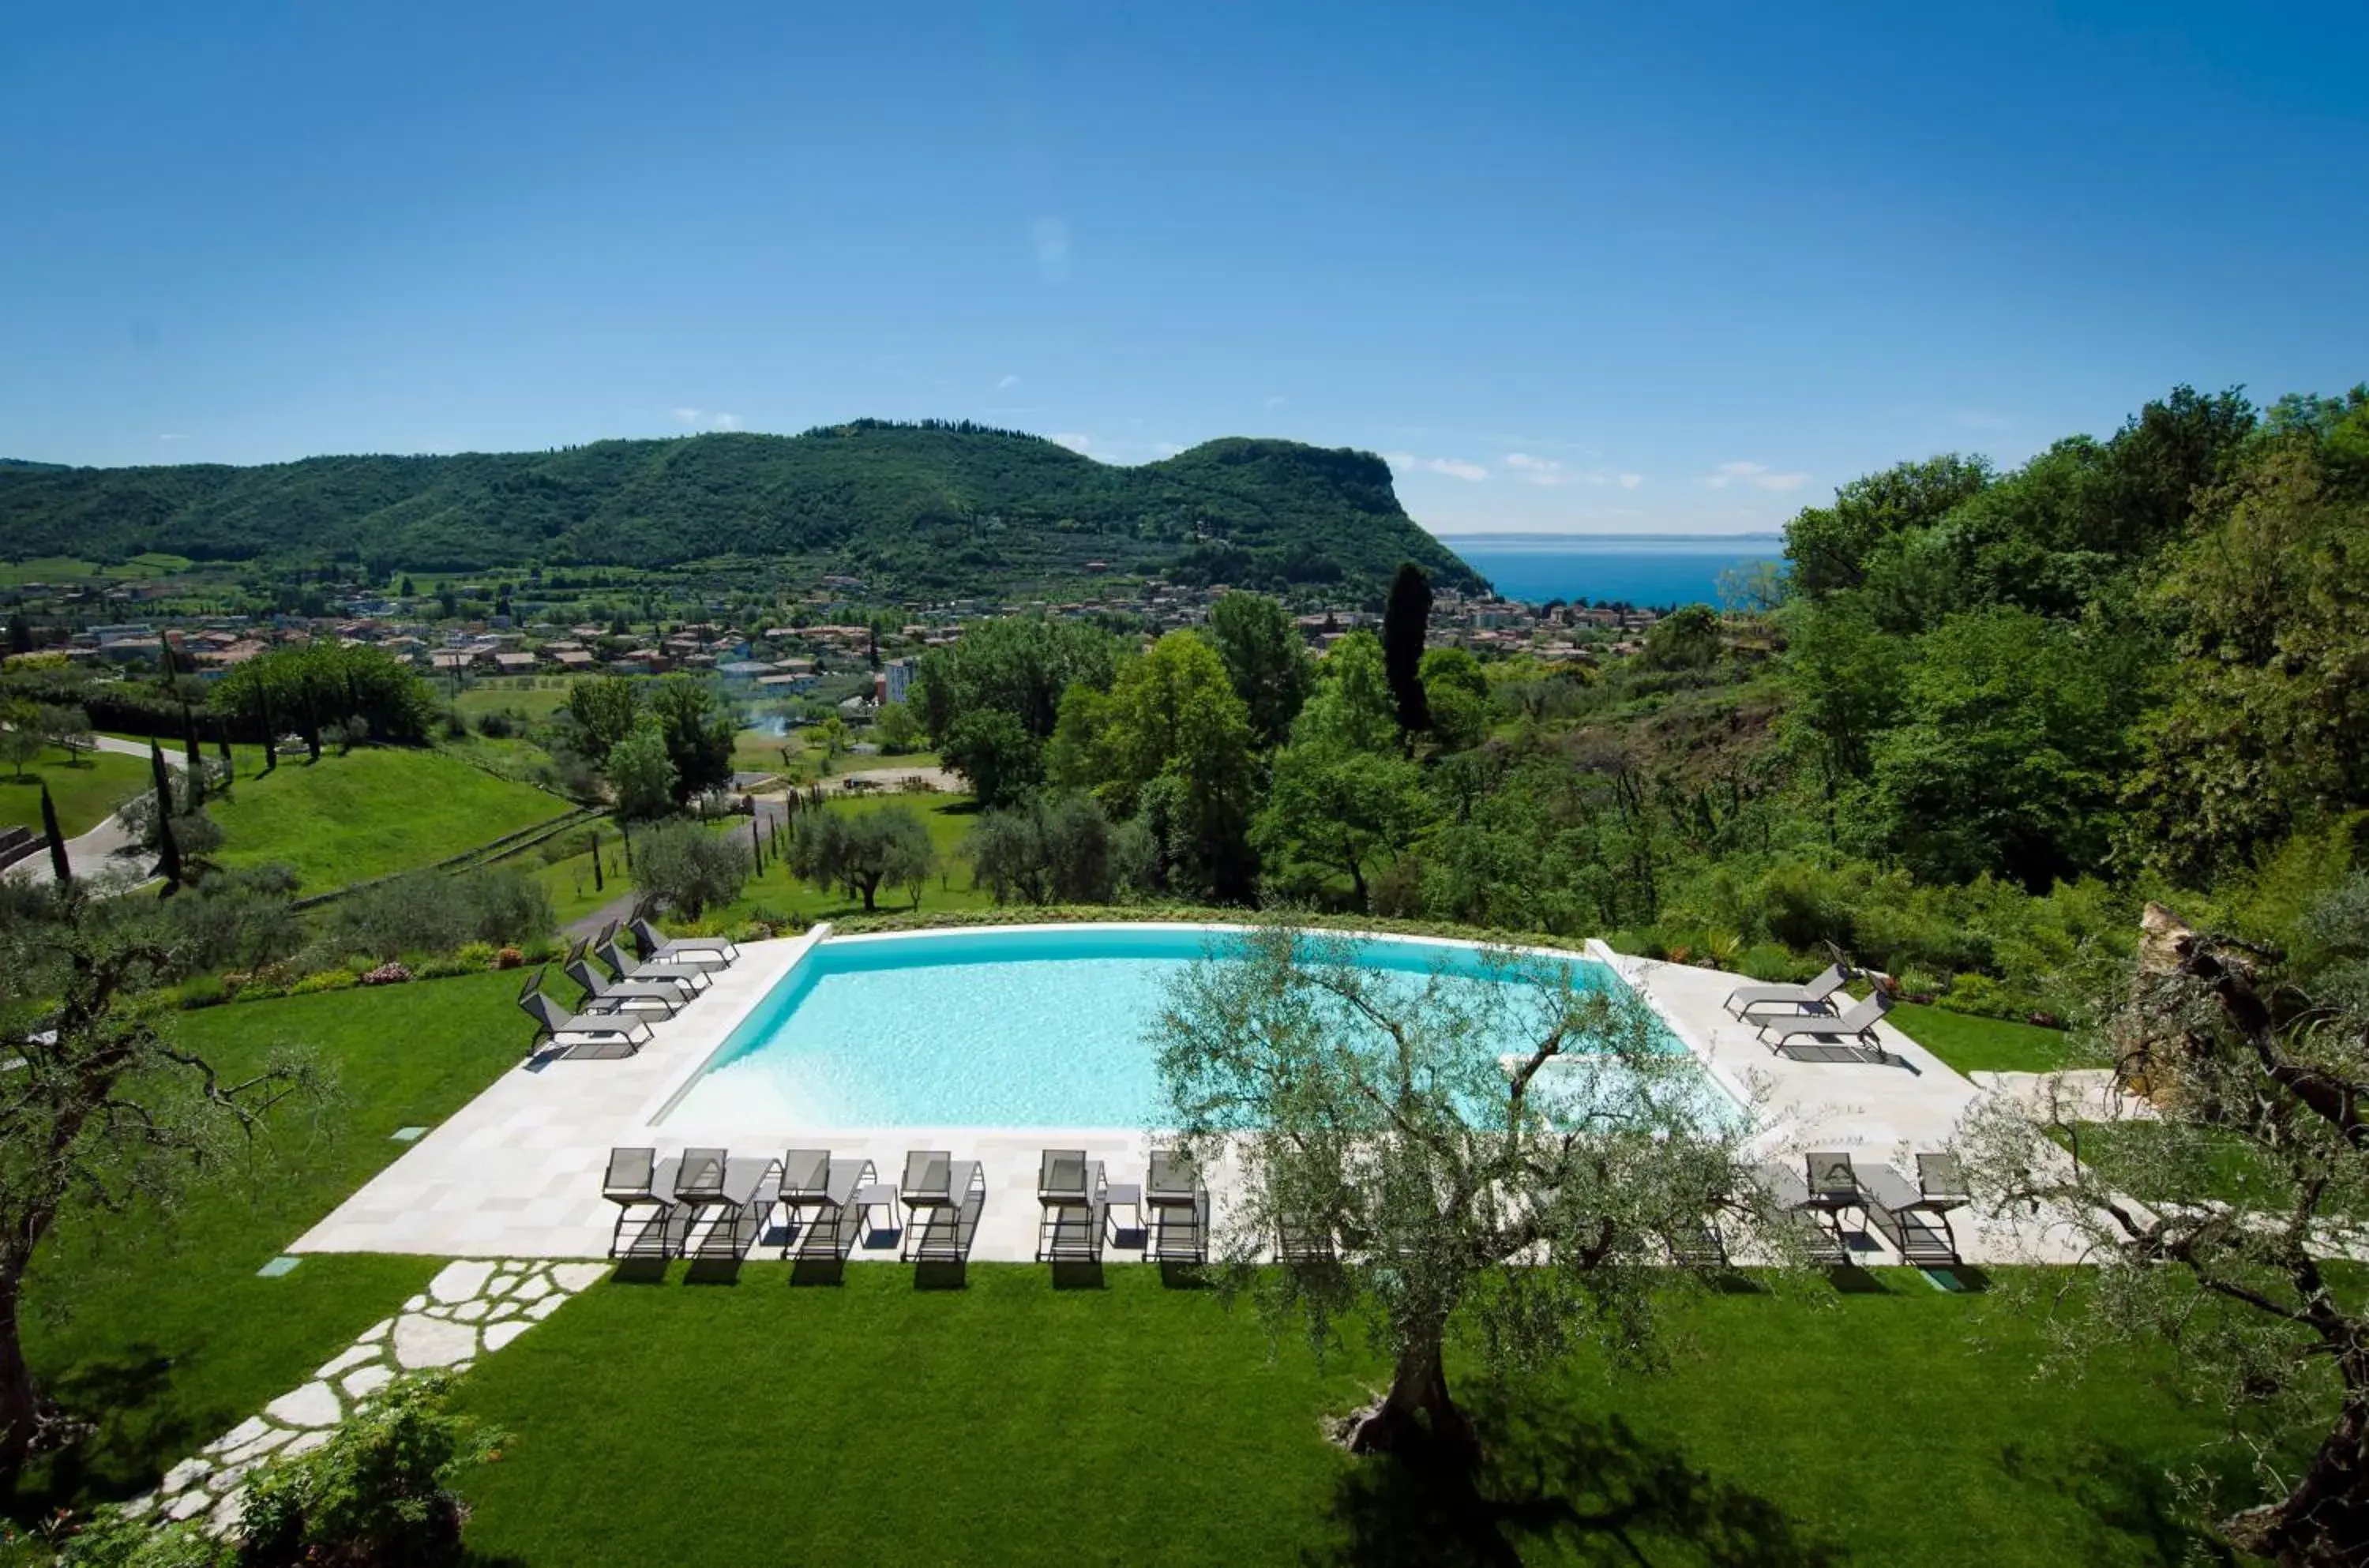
564, 952, 682, 1018
601, 1146, 677, 1257
672, 1147, 776, 1258
1755, 992, 1892, 1052
517, 978, 653, 1056
629, 917, 737, 970
1662, 1217, 1729, 1268
768, 1149, 876, 1259
1277, 1214, 1337, 1264
900, 1150, 986, 1262
593, 933, 709, 1000
1724, 963, 1853, 1020
1036, 1150, 1109, 1263
1147, 1148, 1210, 1264
1753, 1159, 1850, 1265
1860, 1154, 1971, 1267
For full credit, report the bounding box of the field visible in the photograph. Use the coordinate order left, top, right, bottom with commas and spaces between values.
205, 745, 576, 891
1888, 1003, 2074, 1075
0, 746, 154, 837
447, 677, 585, 723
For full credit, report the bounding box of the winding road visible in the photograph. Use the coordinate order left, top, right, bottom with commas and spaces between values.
4, 735, 183, 887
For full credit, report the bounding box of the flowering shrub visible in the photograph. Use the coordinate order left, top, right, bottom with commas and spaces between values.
359, 961, 413, 987
492, 946, 524, 970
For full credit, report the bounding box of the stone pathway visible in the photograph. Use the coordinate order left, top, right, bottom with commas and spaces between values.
135, 1258, 606, 1535
3, 735, 184, 887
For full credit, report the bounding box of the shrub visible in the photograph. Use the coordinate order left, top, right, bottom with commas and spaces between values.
632, 819, 752, 918
57, 1510, 226, 1566
329, 870, 554, 962
476, 709, 517, 739
454, 940, 497, 968
411, 954, 479, 980
359, 961, 412, 987
1936, 971, 2015, 1018
288, 968, 359, 996
175, 972, 231, 1009
235, 1374, 502, 1568
493, 946, 524, 970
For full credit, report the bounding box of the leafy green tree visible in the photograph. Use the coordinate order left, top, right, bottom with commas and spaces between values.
1783, 453, 1991, 595
1380, 562, 1432, 737
629, 820, 751, 919
873, 700, 923, 753
1075, 632, 1257, 898
0, 725, 38, 780
910, 615, 1122, 742
1418, 647, 1490, 752
1291, 632, 1398, 756
787, 805, 936, 912
564, 676, 642, 765
648, 677, 735, 802
967, 793, 1121, 905
1207, 591, 1312, 750
605, 718, 678, 820
1252, 741, 1432, 909
209, 644, 435, 745
1958, 897, 2369, 1564
940, 710, 1043, 810
34, 704, 90, 760
1641, 603, 1721, 670
0, 891, 313, 1479
1151, 920, 1775, 1456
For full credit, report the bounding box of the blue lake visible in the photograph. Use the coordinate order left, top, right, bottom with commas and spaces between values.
1442, 534, 1785, 607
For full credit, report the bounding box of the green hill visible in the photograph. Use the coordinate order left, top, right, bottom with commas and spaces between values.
0, 421, 1485, 598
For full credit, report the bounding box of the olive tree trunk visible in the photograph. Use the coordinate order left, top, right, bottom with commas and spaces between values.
1343, 1326, 1475, 1456
2222, 1352, 2369, 1565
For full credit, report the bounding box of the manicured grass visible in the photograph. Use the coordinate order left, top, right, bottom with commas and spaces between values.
0, 747, 152, 836
449, 679, 583, 723
1890, 1002, 2073, 1075
451, 1264, 2230, 1566
205, 745, 575, 892
9, 973, 530, 1517
532, 842, 633, 928
722, 793, 994, 926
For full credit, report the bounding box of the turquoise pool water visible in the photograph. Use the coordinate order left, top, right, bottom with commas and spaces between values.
662, 925, 1722, 1131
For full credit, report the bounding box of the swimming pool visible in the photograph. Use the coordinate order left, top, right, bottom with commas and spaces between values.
659, 924, 1729, 1131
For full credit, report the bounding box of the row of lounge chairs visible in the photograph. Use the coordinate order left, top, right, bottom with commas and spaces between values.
1722, 962, 1897, 1054
516, 920, 741, 1056
600, 1145, 1215, 1266
1747, 1150, 1971, 1268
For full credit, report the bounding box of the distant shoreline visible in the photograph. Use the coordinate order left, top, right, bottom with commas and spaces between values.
1430, 531, 1784, 546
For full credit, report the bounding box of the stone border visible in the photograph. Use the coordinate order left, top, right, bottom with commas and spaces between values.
133, 1258, 606, 1535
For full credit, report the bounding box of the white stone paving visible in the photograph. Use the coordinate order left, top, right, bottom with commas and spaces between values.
287, 922, 2096, 1267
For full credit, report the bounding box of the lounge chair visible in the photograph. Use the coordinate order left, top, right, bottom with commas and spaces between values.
1752, 1161, 1847, 1265
899, 1150, 986, 1262
1036, 1150, 1109, 1263
1755, 992, 1893, 1052
1276, 1214, 1337, 1264
1147, 1148, 1210, 1265
517, 977, 653, 1056
1724, 963, 1853, 1020
592, 932, 709, 1000
671, 1146, 775, 1259
1860, 1153, 1972, 1267
1661, 1217, 1729, 1269
629, 917, 738, 970
601, 1146, 676, 1257
564, 951, 682, 1018
767, 1149, 876, 1259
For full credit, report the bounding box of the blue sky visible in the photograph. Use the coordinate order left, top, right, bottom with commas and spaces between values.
3, 2, 2363, 537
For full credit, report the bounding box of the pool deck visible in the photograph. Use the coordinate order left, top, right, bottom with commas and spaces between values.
293, 925, 2084, 1265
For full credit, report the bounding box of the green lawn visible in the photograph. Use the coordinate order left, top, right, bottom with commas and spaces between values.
0, 747, 153, 836
532, 840, 633, 928
205, 745, 575, 892
451, 1263, 2231, 1566
449, 679, 584, 723
721, 793, 993, 927
1890, 1002, 2074, 1075
9, 973, 530, 1518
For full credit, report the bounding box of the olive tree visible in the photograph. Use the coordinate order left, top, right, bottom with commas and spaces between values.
0, 891, 312, 1479
786, 805, 935, 913
1955, 893, 2369, 1564
1151, 919, 1775, 1456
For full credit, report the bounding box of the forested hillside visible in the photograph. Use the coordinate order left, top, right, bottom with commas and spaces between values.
0, 421, 1484, 598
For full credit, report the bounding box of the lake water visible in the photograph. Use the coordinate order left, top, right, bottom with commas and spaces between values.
1440, 534, 1785, 607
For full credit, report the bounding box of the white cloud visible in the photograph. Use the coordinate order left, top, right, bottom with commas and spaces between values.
158, 432, 190, 441
1617, 472, 1643, 489
1265, 395, 1286, 410
1031, 216, 1071, 284
672, 407, 742, 432
996, 373, 1019, 391
1050, 432, 1094, 453
1152, 441, 1184, 456
672, 407, 704, 424
711, 413, 744, 432
1703, 460, 1809, 491
1383, 451, 1489, 482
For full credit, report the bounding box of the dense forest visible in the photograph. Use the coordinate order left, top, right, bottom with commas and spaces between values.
0, 421, 1485, 599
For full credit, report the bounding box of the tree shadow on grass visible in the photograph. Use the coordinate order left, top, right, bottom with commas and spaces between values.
1312, 1391, 1845, 1568
1998, 1439, 2232, 1566
8, 1348, 190, 1517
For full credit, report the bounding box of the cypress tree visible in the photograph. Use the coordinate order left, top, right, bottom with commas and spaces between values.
39, 782, 69, 887
750, 816, 764, 873
183, 715, 205, 807
591, 827, 605, 892
148, 739, 182, 891
1381, 561, 1434, 737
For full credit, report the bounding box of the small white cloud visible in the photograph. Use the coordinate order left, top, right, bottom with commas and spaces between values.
673, 407, 704, 424
158, 432, 191, 441
1617, 472, 1643, 489
1381, 451, 1489, 482
1050, 432, 1094, 453
1032, 217, 1072, 284
1703, 460, 1808, 491
1152, 441, 1184, 456
996, 373, 1019, 391
1265, 395, 1286, 410
711, 413, 744, 432
1504, 452, 1594, 488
